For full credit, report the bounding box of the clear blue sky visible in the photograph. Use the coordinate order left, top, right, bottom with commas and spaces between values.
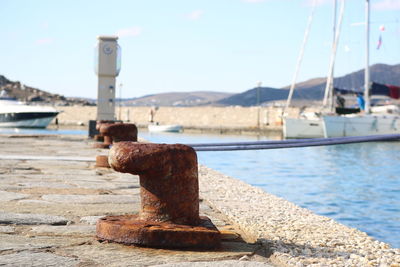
1, 0, 399, 98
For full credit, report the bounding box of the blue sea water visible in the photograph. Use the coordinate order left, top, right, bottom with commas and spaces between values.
0, 128, 85, 136
2, 128, 398, 248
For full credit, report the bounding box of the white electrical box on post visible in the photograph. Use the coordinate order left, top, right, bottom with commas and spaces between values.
94, 36, 121, 121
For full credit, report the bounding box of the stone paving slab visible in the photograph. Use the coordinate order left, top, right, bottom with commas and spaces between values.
0, 226, 14, 233
0, 234, 90, 252
0, 251, 78, 267
152, 260, 274, 267
0, 190, 29, 201
56, 241, 264, 267
30, 225, 96, 236
0, 202, 140, 217
41, 194, 138, 204
0, 212, 70, 225
80, 215, 105, 225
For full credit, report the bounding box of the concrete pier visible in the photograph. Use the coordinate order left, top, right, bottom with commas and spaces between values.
0, 134, 399, 266
0, 134, 274, 267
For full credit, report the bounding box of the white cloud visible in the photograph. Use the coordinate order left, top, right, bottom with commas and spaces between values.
185, 10, 204, 20
35, 38, 53, 45
372, 0, 400, 10
115, 26, 142, 38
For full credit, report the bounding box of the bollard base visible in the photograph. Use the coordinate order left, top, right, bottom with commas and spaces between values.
96, 215, 221, 249
95, 155, 110, 168
93, 143, 110, 149
94, 134, 104, 142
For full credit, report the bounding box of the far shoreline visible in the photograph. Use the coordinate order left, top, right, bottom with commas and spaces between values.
50, 122, 283, 139
53, 105, 295, 138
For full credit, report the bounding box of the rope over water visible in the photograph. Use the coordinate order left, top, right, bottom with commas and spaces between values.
188, 134, 400, 151
0, 135, 399, 161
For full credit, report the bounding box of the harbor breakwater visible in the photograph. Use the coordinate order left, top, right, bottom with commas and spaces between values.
56, 106, 303, 133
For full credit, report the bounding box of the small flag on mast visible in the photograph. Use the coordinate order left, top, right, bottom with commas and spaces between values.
377, 35, 382, 50
377, 25, 385, 50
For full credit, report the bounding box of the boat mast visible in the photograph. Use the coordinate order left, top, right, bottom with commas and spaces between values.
322, 0, 336, 109
283, 0, 317, 115
322, 0, 345, 112
364, 0, 371, 114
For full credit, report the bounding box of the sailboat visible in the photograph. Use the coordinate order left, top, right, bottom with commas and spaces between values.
322, 0, 400, 137
283, 0, 345, 139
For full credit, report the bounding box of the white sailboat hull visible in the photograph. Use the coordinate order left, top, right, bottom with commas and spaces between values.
283, 117, 324, 138
322, 114, 400, 137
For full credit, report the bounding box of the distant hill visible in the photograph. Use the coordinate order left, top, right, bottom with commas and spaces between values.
121, 91, 233, 107
217, 87, 288, 106
216, 63, 400, 106
1, 63, 399, 107
0, 74, 230, 107
335, 63, 400, 90
0, 75, 11, 86
0, 75, 94, 106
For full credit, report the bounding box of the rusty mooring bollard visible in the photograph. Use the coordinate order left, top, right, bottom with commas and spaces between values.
96, 142, 221, 249
94, 123, 138, 167
93, 123, 137, 149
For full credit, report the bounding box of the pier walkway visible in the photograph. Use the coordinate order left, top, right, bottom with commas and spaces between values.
0, 134, 398, 266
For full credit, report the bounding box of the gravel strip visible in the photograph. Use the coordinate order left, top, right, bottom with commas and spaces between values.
198, 165, 400, 267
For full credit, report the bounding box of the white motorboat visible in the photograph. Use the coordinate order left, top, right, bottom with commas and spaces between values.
0, 97, 59, 128
148, 123, 183, 133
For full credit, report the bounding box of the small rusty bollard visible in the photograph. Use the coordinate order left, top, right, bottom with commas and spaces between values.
93, 123, 137, 149
96, 142, 221, 249
93, 120, 116, 142
94, 123, 138, 167
93, 134, 104, 142
93, 121, 114, 148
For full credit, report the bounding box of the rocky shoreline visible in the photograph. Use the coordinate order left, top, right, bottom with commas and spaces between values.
199, 166, 400, 266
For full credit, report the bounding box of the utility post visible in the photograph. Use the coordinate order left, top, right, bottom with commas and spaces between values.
89, 36, 121, 138
118, 83, 123, 121
94, 36, 121, 121
256, 81, 262, 128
